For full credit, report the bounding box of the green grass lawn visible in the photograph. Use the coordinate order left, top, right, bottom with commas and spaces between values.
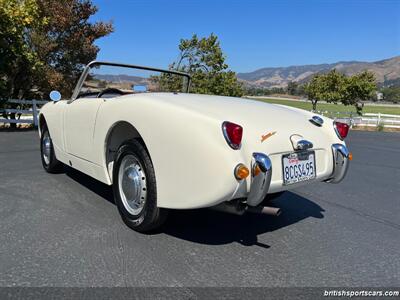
250, 98, 400, 116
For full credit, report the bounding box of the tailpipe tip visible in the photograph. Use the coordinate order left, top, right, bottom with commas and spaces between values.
246, 205, 281, 216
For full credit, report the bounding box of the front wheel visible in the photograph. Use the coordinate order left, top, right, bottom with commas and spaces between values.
113, 140, 167, 232
40, 126, 63, 173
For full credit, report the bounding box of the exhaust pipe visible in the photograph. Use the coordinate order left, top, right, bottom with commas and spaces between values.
211, 201, 281, 217
246, 205, 281, 216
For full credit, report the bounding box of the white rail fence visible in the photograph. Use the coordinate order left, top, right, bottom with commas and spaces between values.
0, 99, 48, 127
353, 113, 400, 129
316, 111, 400, 129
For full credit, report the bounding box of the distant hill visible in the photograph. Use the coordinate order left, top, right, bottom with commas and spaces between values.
93, 74, 149, 85
237, 56, 400, 88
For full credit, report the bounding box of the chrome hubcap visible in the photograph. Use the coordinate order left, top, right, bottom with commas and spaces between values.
42, 132, 51, 165
118, 155, 147, 215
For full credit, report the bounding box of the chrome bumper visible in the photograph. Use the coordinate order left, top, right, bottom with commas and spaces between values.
326, 143, 350, 183
247, 153, 272, 206
246, 144, 349, 206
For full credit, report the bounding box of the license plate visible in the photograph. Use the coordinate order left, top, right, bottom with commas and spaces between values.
282, 151, 316, 185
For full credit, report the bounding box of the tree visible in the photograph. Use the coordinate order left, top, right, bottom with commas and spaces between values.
305, 69, 376, 113
32, 0, 113, 98
0, 0, 45, 103
305, 69, 345, 111
381, 86, 400, 103
154, 34, 243, 97
296, 84, 306, 97
341, 71, 376, 111
287, 81, 298, 95
0, 0, 49, 126
0, 0, 113, 127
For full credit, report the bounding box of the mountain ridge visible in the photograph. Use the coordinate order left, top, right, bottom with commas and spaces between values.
237, 56, 400, 88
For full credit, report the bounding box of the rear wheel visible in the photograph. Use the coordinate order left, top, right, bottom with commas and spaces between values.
113, 140, 167, 232
40, 126, 63, 173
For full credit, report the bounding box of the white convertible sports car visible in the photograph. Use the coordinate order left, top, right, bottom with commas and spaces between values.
39, 61, 351, 232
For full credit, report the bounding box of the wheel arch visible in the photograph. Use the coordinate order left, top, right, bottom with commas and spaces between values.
104, 121, 150, 184
38, 113, 46, 137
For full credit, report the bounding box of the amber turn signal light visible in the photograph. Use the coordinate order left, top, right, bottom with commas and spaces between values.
348, 152, 353, 161
234, 164, 250, 180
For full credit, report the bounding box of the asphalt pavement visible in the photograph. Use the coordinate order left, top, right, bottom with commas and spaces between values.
0, 130, 399, 287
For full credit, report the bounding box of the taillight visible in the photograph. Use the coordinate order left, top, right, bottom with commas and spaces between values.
222, 121, 243, 149
334, 121, 349, 140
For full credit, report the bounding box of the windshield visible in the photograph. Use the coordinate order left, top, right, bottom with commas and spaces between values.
72, 61, 191, 100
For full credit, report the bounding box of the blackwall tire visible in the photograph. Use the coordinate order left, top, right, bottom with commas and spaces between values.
113, 139, 168, 233
40, 126, 63, 173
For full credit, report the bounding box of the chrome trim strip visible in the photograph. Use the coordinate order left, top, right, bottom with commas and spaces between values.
326, 143, 350, 183
247, 153, 272, 206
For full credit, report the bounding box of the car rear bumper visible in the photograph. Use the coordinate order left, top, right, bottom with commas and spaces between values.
246, 152, 272, 206
325, 143, 350, 183
246, 143, 350, 206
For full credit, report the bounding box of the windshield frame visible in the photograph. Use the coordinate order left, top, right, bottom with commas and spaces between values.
71, 61, 191, 101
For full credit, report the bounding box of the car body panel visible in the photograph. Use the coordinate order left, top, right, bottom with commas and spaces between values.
64, 97, 103, 160
39, 92, 345, 209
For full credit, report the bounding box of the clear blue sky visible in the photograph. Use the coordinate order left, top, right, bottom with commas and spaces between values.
91, 0, 400, 73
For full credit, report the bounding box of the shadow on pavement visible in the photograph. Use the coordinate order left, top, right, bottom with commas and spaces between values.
162, 192, 324, 247
65, 167, 325, 248
65, 166, 115, 205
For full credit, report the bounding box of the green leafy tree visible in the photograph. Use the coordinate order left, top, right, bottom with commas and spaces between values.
287, 81, 298, 95
341, 71, 376, 110
305, 69, 376, 113
154, 34, 243, 97
244, 86, 271, 96
0, 0, 113, 127
0, 0, 45, 95
0, 0, 46, 124
305, 69, 346, 111
381, 86, 400, 103
296, 84, 306, 97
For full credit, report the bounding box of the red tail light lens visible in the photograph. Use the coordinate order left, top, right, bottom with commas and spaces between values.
222, 121, 243, 149
334, 121, 349, 140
